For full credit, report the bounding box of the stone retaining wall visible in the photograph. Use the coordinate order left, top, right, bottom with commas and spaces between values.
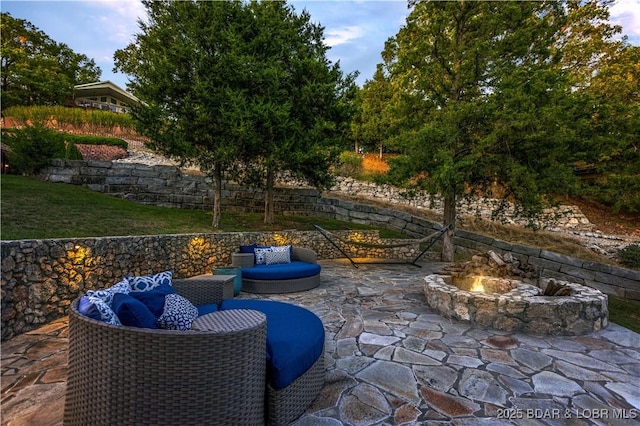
39, 160, 594, 230
453, 229, 640, 301
1, 231, 417, 341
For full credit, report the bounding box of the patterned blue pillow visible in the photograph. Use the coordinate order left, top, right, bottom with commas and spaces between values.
254, 247, 272, 265
128, 271, 173, 292
156, 294, 198, 330
265, 245, 291, 265
78, 295, 121, 326
86, 279, 131, 305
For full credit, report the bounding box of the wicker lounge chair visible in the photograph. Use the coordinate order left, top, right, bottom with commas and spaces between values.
63, 276, 323, 426
232, 246, 321, 294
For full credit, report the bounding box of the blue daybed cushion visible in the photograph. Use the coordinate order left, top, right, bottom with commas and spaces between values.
221, 299, 324, 390
197, 303, 219, 316
241, 261, 321, 281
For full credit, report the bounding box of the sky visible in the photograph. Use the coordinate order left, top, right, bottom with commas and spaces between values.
2, 0, 639, 91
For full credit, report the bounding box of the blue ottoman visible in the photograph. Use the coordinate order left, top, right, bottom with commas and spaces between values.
221, 299, 325, 425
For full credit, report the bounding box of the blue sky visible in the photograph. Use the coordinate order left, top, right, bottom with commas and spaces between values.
2, 0, 639, 91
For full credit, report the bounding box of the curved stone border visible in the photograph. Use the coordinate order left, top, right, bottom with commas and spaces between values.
423, 274, 609, 335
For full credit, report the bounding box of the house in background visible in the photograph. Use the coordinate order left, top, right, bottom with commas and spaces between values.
73, 81, 140, 114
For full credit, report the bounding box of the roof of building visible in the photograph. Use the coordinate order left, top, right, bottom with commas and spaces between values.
73, 81, 141, 105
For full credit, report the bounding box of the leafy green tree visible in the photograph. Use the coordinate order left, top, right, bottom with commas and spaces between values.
356, 65, 395, 158
237, 1, 356, 223
381, 0, 579, 261
114, 0, 355, 226
575, 44, 640, 212
1, 13, 101, 109
114, 0, 250, 227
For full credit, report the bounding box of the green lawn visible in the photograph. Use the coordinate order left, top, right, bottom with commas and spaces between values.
0, 175, 407, 240
2, 175, 638, 333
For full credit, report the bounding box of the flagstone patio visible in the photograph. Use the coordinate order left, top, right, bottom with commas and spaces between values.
2, 260, 639, 425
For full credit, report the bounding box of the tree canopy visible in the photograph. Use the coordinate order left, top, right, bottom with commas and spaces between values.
366, 0, 635, 261
1, 12, 101, 109
114, 0, 355, 226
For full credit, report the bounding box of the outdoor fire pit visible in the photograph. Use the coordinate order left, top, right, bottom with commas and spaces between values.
423, 252, 609, 335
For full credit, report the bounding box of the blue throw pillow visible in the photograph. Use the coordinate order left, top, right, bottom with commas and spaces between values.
265, 245, 291, 265
78, 295, 121, 326
130, 282, 176, 317
128, 270, 173, 292
157, 294, 198, 330
111, 293, 158, 329
86, 279, 131, 305
239, 244, 258, 254
254, 247, 273, 265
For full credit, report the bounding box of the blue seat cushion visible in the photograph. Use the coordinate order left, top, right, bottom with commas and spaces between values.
241, 261, 320, 281
221, 299, 324, 390
196, 303, 219, 317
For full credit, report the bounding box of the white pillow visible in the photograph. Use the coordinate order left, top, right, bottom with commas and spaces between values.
265, 245, 291, 265
86, 279, 131, 304
128, 271, 173, 292
254, 247, 273, 265
156, 294, 198, 330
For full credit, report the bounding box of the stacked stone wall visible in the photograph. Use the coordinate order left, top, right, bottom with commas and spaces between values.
35, 160, 640, 299
1, 230, 417, 341
40, 160, 595, 230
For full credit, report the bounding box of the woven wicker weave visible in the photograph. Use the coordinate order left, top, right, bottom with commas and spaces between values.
63, 278, 267, 426
266, 352, 325, 426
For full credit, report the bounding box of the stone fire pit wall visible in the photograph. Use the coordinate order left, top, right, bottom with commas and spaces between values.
424, 275, 609, 336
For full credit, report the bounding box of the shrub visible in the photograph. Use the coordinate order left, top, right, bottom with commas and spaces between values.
619, 244, 640, 269
3, 125, 67, 175
337, 151, 363, 177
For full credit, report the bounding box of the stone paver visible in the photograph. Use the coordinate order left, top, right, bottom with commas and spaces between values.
1, 260, 639, 425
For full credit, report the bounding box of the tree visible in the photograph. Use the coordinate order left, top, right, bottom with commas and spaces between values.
237, 1, 356, 224
574, 44, 640, 212
114, 0, 250, 227
356, 65, 395, 158
115, 0, 355, 226
382, 1, 578, 261
1, 13, 101, 109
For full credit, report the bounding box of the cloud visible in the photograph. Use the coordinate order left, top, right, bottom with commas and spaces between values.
609, 0, 640, 37
324, 25, 366, 47
82, 0, 144, 44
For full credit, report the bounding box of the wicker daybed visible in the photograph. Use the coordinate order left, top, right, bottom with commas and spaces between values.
64, 276, 324, 426
232, 246, 321, 294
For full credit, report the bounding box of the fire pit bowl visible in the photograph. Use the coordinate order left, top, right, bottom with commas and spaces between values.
424, 274, 609, 335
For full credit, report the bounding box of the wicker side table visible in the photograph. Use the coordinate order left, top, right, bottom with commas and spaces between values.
184, 273, 235, 299
232, 252, 255, 268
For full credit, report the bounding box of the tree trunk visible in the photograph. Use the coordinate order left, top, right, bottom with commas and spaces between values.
355, 139, 359, 154
442, 192, 456, 262
211, 164, 222, 228
379, 144, 383, 160
264, 164, 274, 224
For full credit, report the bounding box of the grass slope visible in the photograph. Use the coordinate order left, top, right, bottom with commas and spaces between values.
0, 175, 406, 240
